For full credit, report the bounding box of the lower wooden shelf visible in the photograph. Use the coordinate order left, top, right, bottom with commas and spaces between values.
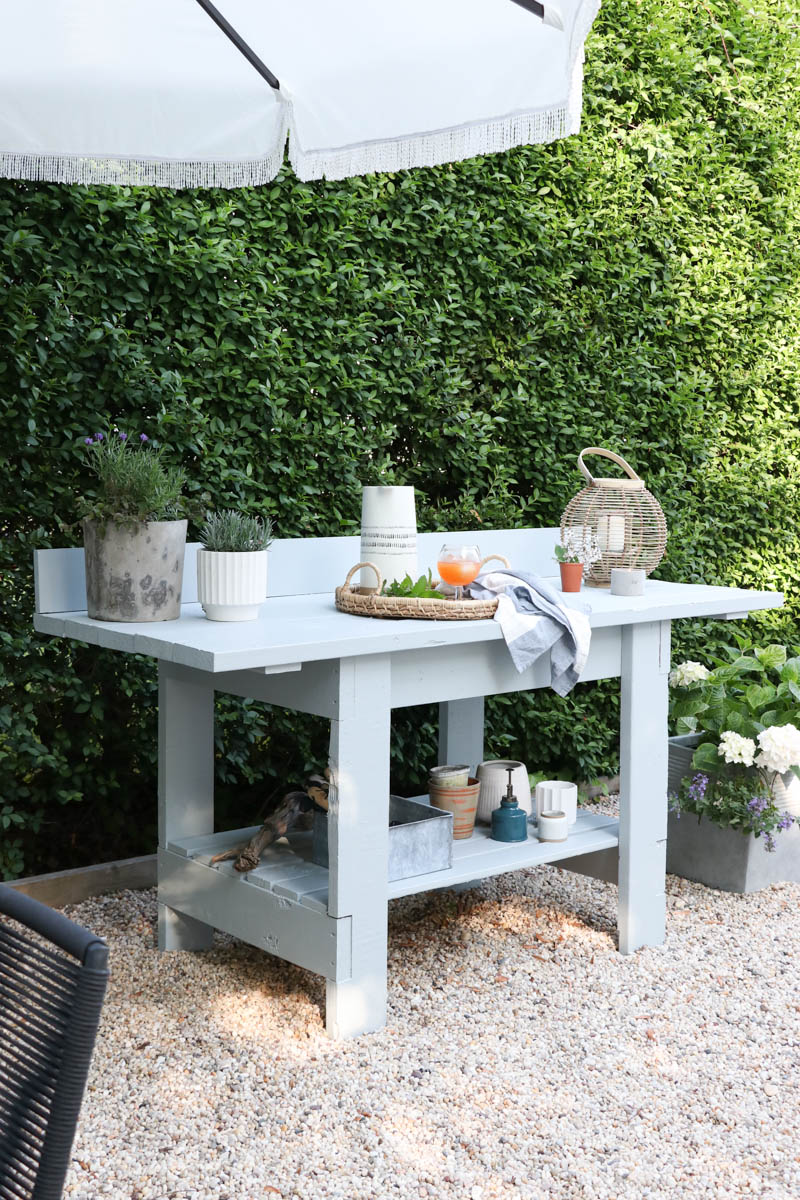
167, 809, 619, 907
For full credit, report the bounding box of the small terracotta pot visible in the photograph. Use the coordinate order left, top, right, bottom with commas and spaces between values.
559, 561, 584, 593
429, 776, 481, 840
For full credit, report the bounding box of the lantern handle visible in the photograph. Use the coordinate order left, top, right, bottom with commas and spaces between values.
578, 447, 642, 485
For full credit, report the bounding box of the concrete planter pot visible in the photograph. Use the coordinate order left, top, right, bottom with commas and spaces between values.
667, 733, 800, 892
197, 549, 268, 621
83, 518, 187, 622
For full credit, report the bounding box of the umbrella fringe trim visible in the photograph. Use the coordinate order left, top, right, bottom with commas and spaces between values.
0, 140, 287, 190
289, 0, 599, 182
289, 94, 582, 183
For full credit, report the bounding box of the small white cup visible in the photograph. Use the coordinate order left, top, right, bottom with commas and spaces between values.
535, 780, 578, 826
537, 810, 569, 842
610, 568, 646, 597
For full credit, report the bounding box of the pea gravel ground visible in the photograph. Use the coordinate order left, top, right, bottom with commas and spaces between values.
61, 826, 800, 1200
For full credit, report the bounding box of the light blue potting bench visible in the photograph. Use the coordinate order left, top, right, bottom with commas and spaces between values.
34, 528, 782, 1038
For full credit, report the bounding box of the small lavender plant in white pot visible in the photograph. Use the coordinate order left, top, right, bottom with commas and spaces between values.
197, 510, 274, 621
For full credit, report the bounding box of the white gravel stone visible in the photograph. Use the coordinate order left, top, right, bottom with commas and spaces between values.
59, 805, 800, 1200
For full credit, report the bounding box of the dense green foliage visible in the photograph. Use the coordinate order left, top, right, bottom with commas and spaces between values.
1, 0, 798, 876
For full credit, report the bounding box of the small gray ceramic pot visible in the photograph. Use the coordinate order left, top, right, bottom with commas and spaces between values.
610, 568, 646, 597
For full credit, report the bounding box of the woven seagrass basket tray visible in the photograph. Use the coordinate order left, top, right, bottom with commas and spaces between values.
335, 556, 509, 621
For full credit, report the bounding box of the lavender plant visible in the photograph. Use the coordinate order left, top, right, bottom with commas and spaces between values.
79, 431, 187, 525
200, 510, 274, 553
670, 771, 794, 850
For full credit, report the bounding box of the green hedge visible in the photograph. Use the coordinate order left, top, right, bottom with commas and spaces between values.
1, 0, 798, 877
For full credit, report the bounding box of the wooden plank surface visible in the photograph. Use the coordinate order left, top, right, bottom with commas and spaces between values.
33, 577, 783, 674
165, 811, 619, 906
157, 849, 351, 980
387, 811, 619, 898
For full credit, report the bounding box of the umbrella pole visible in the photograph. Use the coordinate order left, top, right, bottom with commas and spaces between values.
193, 0, 280, 90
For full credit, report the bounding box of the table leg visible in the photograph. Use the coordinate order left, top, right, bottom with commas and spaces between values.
157, 662, 215, 952
325, 654, 391, 1039
438, 697, 485, 773
618, 620, 670, 954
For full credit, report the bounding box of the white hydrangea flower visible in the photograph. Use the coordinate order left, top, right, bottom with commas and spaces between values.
669, 660, 711, 688
718, 730, 756, 767
755, 724, 800, 775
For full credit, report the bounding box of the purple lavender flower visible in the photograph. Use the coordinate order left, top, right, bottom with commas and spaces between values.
687, 773, 708, 803
94, 432, 104, 442
777, 812, 794, 832
747, 795, 769, 815
139, 433, 149, 443
84, 437, 93, 445
764, 833, 777, 853
118, 431, 128, 442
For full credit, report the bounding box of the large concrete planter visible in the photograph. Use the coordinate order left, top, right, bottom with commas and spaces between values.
83, 518, 187, 622
667, 733, 800, 892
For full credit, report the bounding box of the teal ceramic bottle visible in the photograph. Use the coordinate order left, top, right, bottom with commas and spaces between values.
490, 767, 528, 842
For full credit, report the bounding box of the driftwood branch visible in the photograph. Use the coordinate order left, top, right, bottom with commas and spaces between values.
210, 772, 330, 873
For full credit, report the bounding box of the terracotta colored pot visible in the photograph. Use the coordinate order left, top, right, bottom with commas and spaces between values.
558, 561, 583, 593
429, 776, 481, 840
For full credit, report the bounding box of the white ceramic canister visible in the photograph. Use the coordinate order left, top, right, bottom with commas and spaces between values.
771, 770, 800, 819
429, 764, 470, 789
475, 760, 532, 823
197, 549, 268, 621
360, 486, 417, 591
537, 810, 569, 843
535, 779, 578, 826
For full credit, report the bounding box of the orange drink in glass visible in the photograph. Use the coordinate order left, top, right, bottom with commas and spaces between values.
437, 544, 481, 600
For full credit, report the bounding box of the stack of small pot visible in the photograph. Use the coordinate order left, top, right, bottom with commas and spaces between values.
428, 765, 481, 839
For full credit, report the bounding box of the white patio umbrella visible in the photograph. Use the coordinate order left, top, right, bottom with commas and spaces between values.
0, 0, 600, 187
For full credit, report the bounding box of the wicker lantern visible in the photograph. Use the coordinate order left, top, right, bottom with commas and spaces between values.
560, 448, 667, 587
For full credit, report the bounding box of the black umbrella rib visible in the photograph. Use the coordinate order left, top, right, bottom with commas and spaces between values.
194, 0, 280, 90
509, 0, 546, 17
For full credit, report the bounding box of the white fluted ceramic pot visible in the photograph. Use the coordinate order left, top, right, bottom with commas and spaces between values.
535, 780, 578, 826
475, 760, 532, 824
197, 549, 268, 621
770, 771, 800, 818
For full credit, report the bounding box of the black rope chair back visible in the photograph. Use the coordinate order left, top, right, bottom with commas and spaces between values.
0, 884, 109, 1200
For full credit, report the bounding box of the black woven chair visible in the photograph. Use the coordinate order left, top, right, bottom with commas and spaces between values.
0, 883, 109, 1200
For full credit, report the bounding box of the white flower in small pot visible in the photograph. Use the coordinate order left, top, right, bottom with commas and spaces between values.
554, 526, 601, 593
197, 510, 274, 622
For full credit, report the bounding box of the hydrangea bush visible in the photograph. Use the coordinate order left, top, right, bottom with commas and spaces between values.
669, 633, 800, 845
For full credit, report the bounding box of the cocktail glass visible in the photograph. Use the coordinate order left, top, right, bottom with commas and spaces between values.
437, 544, 481, 601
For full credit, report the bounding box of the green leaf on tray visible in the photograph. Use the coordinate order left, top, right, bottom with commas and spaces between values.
381, 572, 442, 600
